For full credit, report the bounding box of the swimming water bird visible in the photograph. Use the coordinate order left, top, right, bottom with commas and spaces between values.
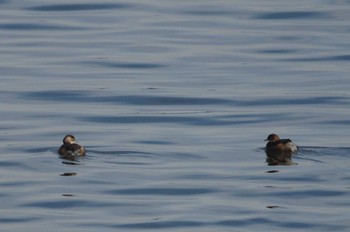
264, 133, 298, 156
58, 135, 86, 158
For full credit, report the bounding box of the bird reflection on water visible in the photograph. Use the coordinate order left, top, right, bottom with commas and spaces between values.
265, 152, 295, 166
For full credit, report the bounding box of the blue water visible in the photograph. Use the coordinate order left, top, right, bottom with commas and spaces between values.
1, 0, 350, 231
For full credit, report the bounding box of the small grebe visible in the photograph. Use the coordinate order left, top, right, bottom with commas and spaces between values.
58, 135, 86, 157
264, 133, 298, 156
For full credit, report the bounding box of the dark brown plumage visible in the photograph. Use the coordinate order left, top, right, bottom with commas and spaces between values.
264, 133, 298, 156
58, 135, 85, 158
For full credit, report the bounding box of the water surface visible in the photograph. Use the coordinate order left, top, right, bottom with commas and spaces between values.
1, 0, 350, 231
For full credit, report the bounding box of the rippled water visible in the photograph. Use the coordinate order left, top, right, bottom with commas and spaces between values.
1, 0, 350, 231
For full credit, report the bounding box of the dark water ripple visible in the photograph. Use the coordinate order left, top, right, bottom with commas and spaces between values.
81, 115, 271, 126
20, 91, 233, 105
0, 217, 39, 223
282, 54, 350, 62
269, 189, 346, 197
215, 218, 336, 229
259, 49, 297, 54
0, 23, 83, 31
84, 61, 166, 69
19, 90, 349, 106
2, 1, 350, 231
113, 220, 204, 229
22, 199, 131, 209
183, 10, 237, 16
235, 186, 347, 198
84, 217, 346, 230
27, 3, 130, 11
254, 11, 329, 20
107, 187, 216, 195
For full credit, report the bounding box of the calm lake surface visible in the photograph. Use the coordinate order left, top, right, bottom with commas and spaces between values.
1, 0, 350, 231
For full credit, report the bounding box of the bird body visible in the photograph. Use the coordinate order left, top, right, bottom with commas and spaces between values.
265, 133, 297, 156
58, 135, 85, 158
